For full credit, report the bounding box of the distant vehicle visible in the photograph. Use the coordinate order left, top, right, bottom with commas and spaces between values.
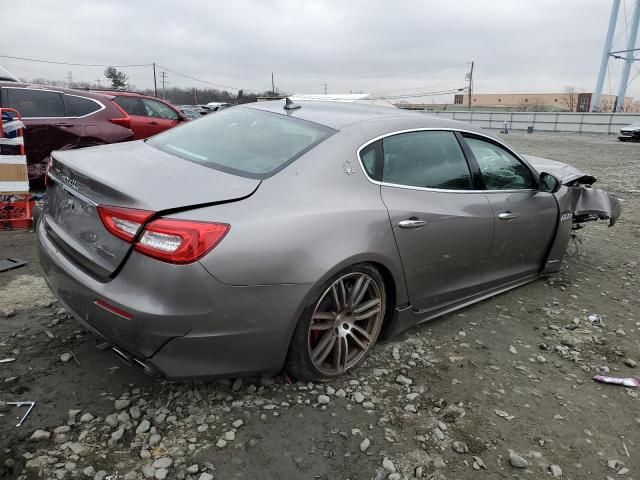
0, 66, 18, 82
178, 107, 202, 120
619, 123, 640, 142
0, 81, 135, 185
38, 100, 620, 381
206, 101, 231, 112
95, 91, 188, 140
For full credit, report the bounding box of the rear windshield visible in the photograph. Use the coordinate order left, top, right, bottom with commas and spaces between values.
147, 106, 335, 179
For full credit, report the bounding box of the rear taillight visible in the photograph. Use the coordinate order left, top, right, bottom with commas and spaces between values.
109, 117, 131, 129
110, 101, 132, 129
97, 205, 229, 264
135, 218, 229, 264
97, 205, 155, 242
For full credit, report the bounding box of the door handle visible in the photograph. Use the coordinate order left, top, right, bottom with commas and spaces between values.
498, 212, 518, 220
399, 219, 427, 229
55, 122, 73, 127
149, 121, 159, 125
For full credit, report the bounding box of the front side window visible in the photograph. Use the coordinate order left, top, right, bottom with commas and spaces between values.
143, 99, 179, 120
147, 107, 335, 179
381, 131, 472, 190
464, 136, 534, 190
6, 88, 65, 117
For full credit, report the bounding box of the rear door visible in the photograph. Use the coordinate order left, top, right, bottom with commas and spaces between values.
4, 87, 68, 179
142, 98, 180, 136
461, 134, 557, 285
373, 130, 494, 312
113, 96, 149, 139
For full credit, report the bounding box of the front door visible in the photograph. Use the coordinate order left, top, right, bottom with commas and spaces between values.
376, 130, 494, 311
4, 87, 68, 181
461, 134, 558, 285
142, 98, 180, 136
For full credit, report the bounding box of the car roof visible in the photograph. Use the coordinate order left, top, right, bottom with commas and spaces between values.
94, 90, 143, 97
0, 81, 116, 101
246, 99, 486, 133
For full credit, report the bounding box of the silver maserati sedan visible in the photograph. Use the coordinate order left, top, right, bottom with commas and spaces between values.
37, 99, 621, 381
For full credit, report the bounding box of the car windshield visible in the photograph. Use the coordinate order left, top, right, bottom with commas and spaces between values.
147, 106, 335, 179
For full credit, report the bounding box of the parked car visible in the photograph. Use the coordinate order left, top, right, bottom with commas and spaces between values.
37, 100, 621, 381
96, 91, 187, 140
0, 81, 135, 185
619, 123, 640, 141
206, 101, 230, 112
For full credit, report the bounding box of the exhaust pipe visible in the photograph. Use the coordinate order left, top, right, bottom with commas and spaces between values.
132, 357, 156, 376
112, 347, 156, 375
112, 347, 132, 366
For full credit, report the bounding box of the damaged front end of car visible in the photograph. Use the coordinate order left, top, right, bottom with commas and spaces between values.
524, 155, 622, 273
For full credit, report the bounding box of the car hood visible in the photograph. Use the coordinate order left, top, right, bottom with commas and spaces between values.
524, 155, 595, 185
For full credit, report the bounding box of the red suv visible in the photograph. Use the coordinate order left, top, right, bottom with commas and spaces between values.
98, 91, 187, 140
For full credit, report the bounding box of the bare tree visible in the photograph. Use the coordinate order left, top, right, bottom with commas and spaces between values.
562, 86, 577, 112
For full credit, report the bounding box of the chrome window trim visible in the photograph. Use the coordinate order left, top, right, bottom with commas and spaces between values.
64, 93, 106, 118
356, 127, 538, 194
3, 87, 105, 119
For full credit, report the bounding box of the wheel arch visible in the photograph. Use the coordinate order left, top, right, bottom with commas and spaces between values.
282, 253, 407, 358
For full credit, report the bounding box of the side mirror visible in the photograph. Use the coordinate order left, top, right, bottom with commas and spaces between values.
539, 172, 561, 193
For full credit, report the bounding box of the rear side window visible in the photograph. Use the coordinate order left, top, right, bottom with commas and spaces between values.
65, 95, 101, 117
6, 88, 65, 117
147, 107, 335, 179
114, 96, 144, 116
143, 99, 178, 120
382, 131, 473, 190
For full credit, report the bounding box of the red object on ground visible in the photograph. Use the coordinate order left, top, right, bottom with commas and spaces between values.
0, 197, 34, 230
1, 108, 33, 230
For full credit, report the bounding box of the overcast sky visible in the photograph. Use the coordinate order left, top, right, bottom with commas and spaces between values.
3, 0, 639, 102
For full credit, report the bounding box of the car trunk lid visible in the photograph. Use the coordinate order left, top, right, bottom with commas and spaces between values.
43, 140, 259, 278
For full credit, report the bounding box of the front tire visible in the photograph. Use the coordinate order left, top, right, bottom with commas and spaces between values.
285, 264, 387, 382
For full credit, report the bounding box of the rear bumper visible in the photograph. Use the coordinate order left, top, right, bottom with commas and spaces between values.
36, 219, 314, 379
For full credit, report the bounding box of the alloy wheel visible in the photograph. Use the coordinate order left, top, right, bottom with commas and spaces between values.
307, 272, 384, 375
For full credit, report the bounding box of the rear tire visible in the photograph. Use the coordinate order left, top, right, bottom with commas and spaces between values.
285, 263, 386, 382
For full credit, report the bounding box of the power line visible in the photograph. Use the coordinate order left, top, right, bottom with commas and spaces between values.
381, 88, 465, 100
377, 80, 466, 95
156, 64, 244, 91
0, 53, 151, 68
329, 61, 472, 80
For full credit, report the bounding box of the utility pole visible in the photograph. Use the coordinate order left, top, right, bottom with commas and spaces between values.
615, 0, 640, 112
592, 0, 621, 111
271, 72, 275, 96
67, 71, 73, 87
153, 62, 158, 98
160, 71, 168, 100
323, 83, 328, 94
95, 78, 102, 88
467, 61, 474, 111
194, 88, 197, 105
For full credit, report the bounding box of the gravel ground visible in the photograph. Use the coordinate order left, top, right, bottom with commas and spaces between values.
0, 131, 638, 480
